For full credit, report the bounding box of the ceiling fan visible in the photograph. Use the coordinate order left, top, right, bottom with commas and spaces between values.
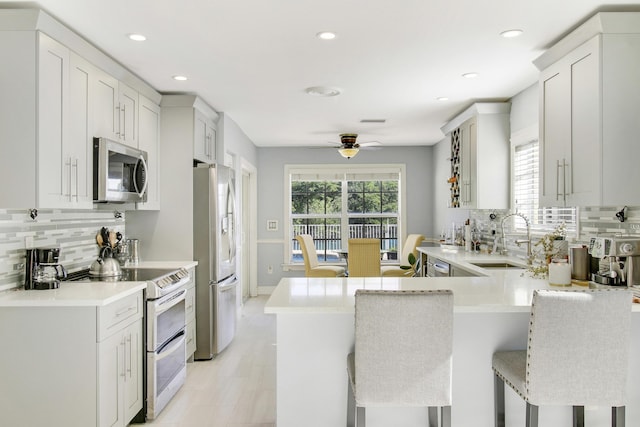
329, 133, 382, 159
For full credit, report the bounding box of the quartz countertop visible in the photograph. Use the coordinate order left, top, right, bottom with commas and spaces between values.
0, 260, 197, 307
0, 281, 146, 307
265, 248, 640, 314
123, 260, 198, 270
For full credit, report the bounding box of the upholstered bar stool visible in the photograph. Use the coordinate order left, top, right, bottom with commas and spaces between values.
347, 289, 454, 427
492, 289, 632, 427
296, 234, 346, 277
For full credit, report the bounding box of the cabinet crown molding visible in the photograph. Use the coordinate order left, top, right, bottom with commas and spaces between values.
0, 8, 161, 104
440, 102, 511, 135
160, 94, 219, 122
534, 12, 640, 71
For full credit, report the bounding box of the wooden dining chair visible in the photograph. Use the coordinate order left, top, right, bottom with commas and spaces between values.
347, 239, 381, 277
296, 235, 346, 277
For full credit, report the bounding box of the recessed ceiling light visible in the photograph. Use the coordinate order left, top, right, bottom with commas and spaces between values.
128, 33, 146, 41
316, 31, 336, 40
500, 29, 523, 38
173, 75, 188, 81
437, 97, 449, 101
305, 86, 342, 97
462, 72, 478, 79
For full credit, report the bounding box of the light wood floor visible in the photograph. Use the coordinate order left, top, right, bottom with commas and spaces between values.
147, 296, 276, 427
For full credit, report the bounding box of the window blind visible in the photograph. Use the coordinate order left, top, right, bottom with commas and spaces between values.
512, 140, 577, 236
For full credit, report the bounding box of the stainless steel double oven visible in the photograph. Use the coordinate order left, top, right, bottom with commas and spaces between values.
66, 266, 191, 421
141, 268, 191, 420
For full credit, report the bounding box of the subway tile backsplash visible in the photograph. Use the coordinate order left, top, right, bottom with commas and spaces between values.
0, 209, 125, 291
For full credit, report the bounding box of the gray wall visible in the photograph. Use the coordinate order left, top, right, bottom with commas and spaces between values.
256, 145, 435, 288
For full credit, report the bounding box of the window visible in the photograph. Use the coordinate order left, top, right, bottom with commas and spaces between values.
286, 165, 406, 263
511, 136, 577, 236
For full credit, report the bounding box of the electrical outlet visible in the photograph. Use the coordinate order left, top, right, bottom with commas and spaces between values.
25, 236, 34, 248
267, 265, 273, 274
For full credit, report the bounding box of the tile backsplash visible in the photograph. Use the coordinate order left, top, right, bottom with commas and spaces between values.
459, 206, 640, 262
0, 209, 126, 291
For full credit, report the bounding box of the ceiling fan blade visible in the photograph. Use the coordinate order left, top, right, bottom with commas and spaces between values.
358, 141, 382, 147
359, 145, 383, 151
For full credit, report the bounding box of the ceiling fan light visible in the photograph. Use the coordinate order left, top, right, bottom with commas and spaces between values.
338, 147, 359, 159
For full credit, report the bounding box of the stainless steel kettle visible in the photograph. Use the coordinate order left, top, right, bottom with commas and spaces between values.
89, 247, 122, 278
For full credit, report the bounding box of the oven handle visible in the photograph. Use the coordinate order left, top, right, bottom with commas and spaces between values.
156, 331, 186, 360
155, 288, 187, 315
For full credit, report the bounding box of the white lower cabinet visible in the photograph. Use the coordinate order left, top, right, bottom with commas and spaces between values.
185, 267, 197, 360
0, 291, 144, 427
99, 319, 143, 427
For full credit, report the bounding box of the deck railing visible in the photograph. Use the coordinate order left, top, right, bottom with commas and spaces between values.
292, 224, 398, 257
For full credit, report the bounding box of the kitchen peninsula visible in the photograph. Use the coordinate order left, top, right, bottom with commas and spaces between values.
265, 257, 640, 427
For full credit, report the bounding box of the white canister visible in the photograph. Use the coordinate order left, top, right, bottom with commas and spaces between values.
548, 259, 572, 286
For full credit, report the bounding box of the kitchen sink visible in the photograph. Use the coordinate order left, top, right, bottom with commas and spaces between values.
468, 262, 527, 270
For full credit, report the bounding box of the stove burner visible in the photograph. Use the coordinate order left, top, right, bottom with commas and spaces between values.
63, 267, 190, 299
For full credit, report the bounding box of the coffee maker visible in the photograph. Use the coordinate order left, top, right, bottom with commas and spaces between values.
589, 237, 640, 287
24, 247, 67, 290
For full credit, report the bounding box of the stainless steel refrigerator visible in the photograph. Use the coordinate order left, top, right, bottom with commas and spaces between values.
193, 164, 238, 360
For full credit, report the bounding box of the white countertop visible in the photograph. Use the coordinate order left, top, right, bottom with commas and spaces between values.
0, 281, 146, 307
0, 259, 198, 307
265, 248, 640, 314
124, 260, 198, 270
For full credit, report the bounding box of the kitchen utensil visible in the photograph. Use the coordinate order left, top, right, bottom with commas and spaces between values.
101, 227, 109, 247
89, 247, 122, 277
96, 233, 103, 247
108, 231, 117, 248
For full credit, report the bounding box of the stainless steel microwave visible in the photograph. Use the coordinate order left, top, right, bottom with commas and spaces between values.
93, 137, 148, 203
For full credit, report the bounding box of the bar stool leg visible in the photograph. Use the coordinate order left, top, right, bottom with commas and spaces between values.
612, 406, 625, 427
441, 406, 451, 427
347, 378, 355, 427
428, 407, 437, 427
356, 407, 366, 427
494, 374, 505, 427
573, 406, 584, 427
525, 403, 538, 427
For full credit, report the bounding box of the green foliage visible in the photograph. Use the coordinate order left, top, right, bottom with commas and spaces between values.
522, 223, 567, 279
400, 252, 419, 277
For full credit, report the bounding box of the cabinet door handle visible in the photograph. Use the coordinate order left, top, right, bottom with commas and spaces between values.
120, 336, 126, 377
115, 105, 121, 136
66, 157, 72, 201
72, 158, 79, 201
556, 159, 562, 201
125, 334, 132, 378
121, 104, 126, 140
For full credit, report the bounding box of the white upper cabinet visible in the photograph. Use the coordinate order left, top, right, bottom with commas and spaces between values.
161, 95, 219, 165
0, 31, 92, 209
194, 107, 217, 164
94, 69, 139, 148
67, 51, 94, 208
137, 95, 161, 210
0, 9, 161, 210
535, 12, 640, 207
442, 103, 510, 210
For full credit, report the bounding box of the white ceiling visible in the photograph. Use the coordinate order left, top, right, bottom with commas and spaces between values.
4, 0, 640, 147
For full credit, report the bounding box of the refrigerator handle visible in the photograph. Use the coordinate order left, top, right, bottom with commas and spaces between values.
227, 176, 237, 263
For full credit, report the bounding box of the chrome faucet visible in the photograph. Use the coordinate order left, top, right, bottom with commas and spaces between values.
500, 212, 532, 264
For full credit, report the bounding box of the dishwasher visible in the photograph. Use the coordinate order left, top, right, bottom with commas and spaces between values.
425, 257, 450, 277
